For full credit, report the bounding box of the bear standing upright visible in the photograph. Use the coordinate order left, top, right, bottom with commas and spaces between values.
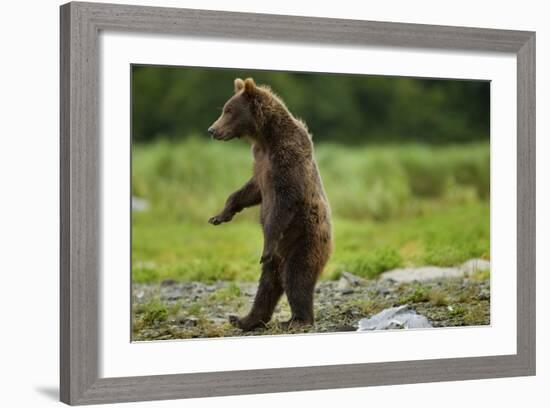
207, 78, 332, 330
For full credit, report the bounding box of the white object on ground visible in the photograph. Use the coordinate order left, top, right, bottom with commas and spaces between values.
357, 305, 433, 331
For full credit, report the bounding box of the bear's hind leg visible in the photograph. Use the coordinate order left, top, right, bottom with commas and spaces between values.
229, 257, 283, 331
281, 249, 321, 328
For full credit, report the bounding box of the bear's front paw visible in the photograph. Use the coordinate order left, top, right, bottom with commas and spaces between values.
208, 215, 222, 225
208, 213, 232, 225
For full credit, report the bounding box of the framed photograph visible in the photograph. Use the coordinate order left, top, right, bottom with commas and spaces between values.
60, 1, 535, 405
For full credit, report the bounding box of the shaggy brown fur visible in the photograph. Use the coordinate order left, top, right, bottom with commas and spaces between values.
207, 78, 332, 330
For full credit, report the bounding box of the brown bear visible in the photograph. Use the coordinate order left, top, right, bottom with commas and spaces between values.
207, 77, 332, 331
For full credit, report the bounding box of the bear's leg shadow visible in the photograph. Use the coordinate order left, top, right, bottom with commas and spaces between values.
229, 257, 283, 331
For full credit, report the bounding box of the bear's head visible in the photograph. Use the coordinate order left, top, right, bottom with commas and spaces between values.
208, 78, 264, 141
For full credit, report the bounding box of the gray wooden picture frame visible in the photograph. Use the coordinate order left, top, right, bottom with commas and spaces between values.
60, 1, 536, 405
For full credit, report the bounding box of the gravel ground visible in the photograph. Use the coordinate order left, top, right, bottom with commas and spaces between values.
132, 272, 490, 341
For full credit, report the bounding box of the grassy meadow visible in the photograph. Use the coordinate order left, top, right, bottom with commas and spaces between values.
132, 137, 490, 285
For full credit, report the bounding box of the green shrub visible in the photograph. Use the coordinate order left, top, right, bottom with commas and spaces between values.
398, 286, 430, 304
132, 266, 159, 283
131, 139, 490, 283
137, 300, 168, 326
209, 283, 242, 302
132, 139, 489, 223
340, 247, 402, 279
450, 147, 490, 199
399, 146, 452, 197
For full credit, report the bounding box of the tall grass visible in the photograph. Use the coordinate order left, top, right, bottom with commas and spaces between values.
132, 137, 489, 222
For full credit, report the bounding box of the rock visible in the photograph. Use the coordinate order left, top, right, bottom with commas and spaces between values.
460, 259, 491, 275
179, 316, 198, 327
132, 196, 149, 212
163, 290, 182, 301
160, 279, 177, 287
333, 325, 357, 332
341, 271, 365, 286
377, 287, 390, 297
337, 271, 365, 290
380, 266, 464, 283
337, 277, 351, 291
478, 288, 490, 301
210, 317, 229, 326
357, 305, 433, 331
379, 258, 490, 283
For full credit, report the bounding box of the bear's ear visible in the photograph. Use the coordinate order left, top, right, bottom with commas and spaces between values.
234, 78, 245, 93
243, 77, 257, 94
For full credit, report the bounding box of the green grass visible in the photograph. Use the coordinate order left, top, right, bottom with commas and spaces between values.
208, 283, 242, 302
397, 285, 430, 304
133, 202, 489, 283
134, 299, 168, 327
132, 138, 490, 283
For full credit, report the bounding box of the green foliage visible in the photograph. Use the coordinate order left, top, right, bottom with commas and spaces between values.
400, 148, 452, 197
464, 304, 488, 325
131, 139, 490, 283
398, 286, 430, 304
421, 215, 490, 266
132, 137, 255, 223
342, 298, 380, 316
132, 205, 490, 284
427, 289, 450, 306
135, 299, 168, 326
133, 265, 159, 284
133, 138, 489, 222
132, 66, 489, 145
208, 283, 242, 302
316, 144, 411, 220
187, 303, 203, 317
335, 247, 403, 280
132, 219, 262, 283
448, 305, 467, 317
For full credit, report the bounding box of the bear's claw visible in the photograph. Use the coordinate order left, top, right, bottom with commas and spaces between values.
208, 215, 223, 225
209, 213, 233, 225
228, 315, 266, 331
228, 315, 240, 326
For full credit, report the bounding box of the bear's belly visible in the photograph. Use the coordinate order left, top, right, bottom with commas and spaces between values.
264, 199, 332, 257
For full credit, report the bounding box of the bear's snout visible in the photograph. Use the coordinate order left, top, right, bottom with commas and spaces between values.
208, 125, 232, 141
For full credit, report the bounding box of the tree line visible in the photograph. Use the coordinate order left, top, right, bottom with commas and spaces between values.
132, 65, 489, 145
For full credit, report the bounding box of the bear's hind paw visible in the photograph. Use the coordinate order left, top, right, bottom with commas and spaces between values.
228, 315, 265, 331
